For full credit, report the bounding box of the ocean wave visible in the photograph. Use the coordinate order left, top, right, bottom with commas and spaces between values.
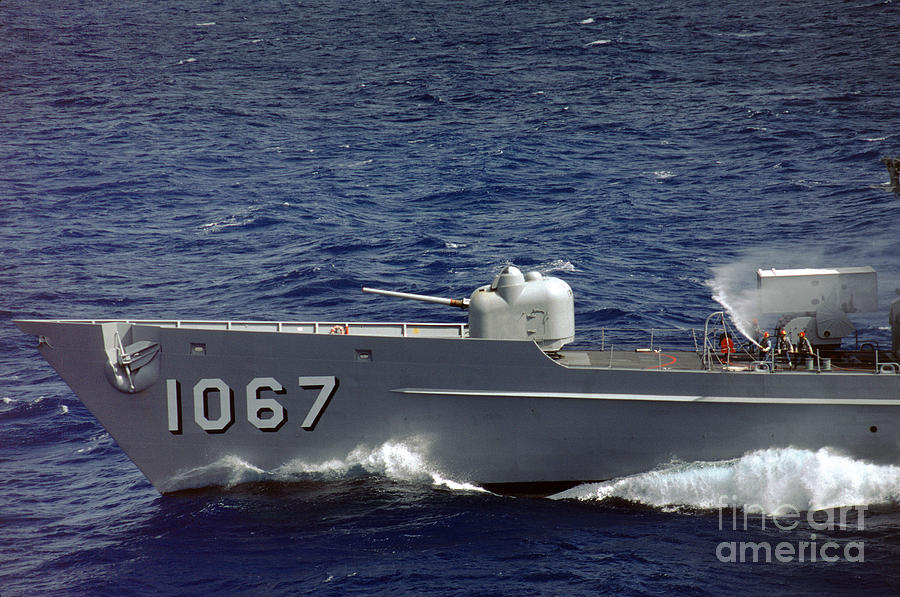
729, 31, 768, 39
198, 206, 285, 233
538, 259, 576, 274
165, 438, 486, 494
550, 447, 900, 514
277, 438, 486, 493
75, 432, 114, 456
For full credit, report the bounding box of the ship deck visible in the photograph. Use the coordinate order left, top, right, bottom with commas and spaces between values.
556, 349, 706, 371
555, 348, 898, 374
16, 318, 897, 375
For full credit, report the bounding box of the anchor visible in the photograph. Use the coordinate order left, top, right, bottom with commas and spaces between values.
102, 325, 161, 393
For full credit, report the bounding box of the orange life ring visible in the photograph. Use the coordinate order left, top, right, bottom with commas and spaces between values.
330, 324, 348, 335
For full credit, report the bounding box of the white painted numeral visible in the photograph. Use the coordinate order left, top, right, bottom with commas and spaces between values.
166, 379, 181, 434
299, 376, 339, 430
193, 378, 234, 433
165, 376, 338, 433
246, 377, 286, 431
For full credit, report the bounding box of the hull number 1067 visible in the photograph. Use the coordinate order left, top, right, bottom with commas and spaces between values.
165, 376, 339, 434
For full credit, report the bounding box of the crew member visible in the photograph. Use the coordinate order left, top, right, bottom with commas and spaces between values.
751, 319, 763, 344
720, 332, 735, 354
777, 329, 794, 368
796, 331, 813, 357
757, 331, 772, 360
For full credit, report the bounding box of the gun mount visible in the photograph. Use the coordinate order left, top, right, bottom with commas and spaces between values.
364, 265, 575, 351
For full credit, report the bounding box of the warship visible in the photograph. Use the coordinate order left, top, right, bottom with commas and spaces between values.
15, 265, 900, 495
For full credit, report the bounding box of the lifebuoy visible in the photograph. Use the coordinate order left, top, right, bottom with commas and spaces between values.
330, 324, 348, 335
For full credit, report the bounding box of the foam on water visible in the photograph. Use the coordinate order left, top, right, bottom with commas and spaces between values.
550, 447, 900, 514
167, 438, 485, 493
538, 259, 576, 274
175, 442, 900, 510
167, 455, 267, 490
277, 438, 487, 492
199, 213, 256, 232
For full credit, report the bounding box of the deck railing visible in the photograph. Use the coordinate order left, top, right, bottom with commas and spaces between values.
55, 319, 470, 339
587, 325, 702, 353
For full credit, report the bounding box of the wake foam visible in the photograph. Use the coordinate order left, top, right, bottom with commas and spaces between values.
550, 448, 900, 514
276, 438, 486, 492
168, 438, 485, 493
538, 259, 576, 274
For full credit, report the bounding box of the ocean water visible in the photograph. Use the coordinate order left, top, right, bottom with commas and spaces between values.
2, 0, 900, 594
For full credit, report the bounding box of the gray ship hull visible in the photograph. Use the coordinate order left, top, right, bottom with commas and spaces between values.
15, 319, 900, 494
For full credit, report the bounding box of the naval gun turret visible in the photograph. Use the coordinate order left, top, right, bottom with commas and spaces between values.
364, 265, 575, 351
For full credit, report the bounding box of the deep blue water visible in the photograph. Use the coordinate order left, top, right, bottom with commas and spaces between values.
2, 0, 900, 594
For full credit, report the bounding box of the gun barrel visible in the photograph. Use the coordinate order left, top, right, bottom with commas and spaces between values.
362, 287, 469, 309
